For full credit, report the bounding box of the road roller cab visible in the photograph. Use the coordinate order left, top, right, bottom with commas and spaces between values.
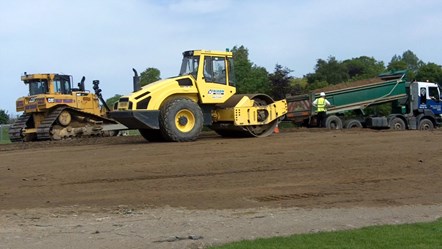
110, 49, 287, 142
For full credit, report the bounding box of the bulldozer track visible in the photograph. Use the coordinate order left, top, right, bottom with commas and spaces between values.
7, 113, 31, 142
36, 106, 66, 140
35, 106, 119, 141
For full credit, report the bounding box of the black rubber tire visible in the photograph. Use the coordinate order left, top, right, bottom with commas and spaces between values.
159, 98, 203, 142
389, 117, 406, 130
326, 115, 343, 129
418, 118, 434, 131
345, 119, 363, 129
139, 129, 165, 142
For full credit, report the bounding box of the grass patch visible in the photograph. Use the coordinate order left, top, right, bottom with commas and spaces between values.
0, 125, 11, 144
209, 218, 442, 249
278, 121, 297, 129
124, 129, 140, 136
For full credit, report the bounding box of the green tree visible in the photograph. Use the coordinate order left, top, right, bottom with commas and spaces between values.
269, 64, 293, 100
140, 67, 161, 87
415, 62, 442, 83
231, 45, 270, 94
249, 65, 271, 94
289, 77, 308, 95
386, 59, 408, 71
343, 56, 385, 80
0, 109, 9, 124
106, 94, 123, 110
387, 50, 423, 79
306, 55, 386, 91
306, 56, 349, 85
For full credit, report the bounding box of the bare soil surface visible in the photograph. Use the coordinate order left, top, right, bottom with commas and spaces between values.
1, 129, 441, 248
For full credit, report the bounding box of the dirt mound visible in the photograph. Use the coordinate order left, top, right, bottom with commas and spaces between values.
313, 77, 385, 93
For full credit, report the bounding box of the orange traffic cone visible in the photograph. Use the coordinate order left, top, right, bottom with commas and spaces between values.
274, 123, 280, 134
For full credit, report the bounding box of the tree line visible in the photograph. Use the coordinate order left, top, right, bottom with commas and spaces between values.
2, 46, 441, 124
107, 46, 442, 106
232, 46, 442, 99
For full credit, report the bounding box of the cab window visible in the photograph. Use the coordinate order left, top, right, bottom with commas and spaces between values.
179, 55, 199, 79
28, 80, 48, 95
54, 76, 72, 94
428, 86, 440, 100
227, 58, 235, 86
204, 56, 226, 85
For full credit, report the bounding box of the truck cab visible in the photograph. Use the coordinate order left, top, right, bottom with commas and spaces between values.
412, 81, 442, 115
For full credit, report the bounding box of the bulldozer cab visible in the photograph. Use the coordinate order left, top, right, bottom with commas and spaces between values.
23, 74, 72, 95
179, 50, 237, 104
28, 78, 49, 95
17, 73, 105, 117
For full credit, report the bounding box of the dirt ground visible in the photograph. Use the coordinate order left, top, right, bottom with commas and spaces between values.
1, 129, 441, 248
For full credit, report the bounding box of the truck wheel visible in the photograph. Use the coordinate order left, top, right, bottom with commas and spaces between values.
326, 115, 343, 129
159, 98, 203, 142
389, 117, 406, 130
345, 119, 362, 129
418, 118, 434, 131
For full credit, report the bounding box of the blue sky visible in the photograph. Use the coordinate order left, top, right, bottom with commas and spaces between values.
1, 0, 441, 115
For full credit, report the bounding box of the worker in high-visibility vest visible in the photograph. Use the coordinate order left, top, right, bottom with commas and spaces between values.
312, 92, 331, 128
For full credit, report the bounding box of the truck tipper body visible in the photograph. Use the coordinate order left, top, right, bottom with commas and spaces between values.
285, 71, 442, 130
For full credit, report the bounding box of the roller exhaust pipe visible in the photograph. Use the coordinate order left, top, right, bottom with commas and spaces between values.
133, 68, 141, 92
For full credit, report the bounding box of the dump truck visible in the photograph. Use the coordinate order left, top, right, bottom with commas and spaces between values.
9, 73, 125, 142
109, 49, 288, 142
285, 71, 442, 130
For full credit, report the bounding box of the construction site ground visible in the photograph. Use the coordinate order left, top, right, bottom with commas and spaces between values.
1, 128, 441, 249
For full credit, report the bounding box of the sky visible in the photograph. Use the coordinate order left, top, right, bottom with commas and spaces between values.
1, 0, 442, 115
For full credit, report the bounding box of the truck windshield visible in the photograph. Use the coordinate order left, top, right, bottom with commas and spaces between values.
28, 80, 48, 95
179, 56, 199, 78
428, 86, 440, 100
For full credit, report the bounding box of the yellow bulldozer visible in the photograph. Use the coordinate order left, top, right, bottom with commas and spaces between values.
110, 49, 287, 142
9, 73, 125, 142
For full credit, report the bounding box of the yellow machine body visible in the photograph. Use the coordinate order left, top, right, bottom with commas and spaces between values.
9, 73, 120, 142
16, 74, 104, 116
110, 49, 287, 142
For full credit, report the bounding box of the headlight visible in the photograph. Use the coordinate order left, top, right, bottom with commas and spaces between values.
47, 97, 55, 103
